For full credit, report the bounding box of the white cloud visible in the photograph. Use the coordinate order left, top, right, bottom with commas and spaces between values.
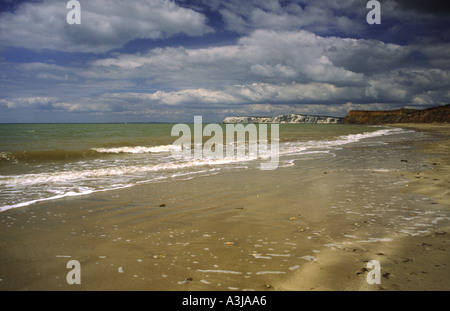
91, 29, 366, 87
0, 0, 213, 53
203, 0, 365, 35
70, 64, 450, 116
0, 97, 59, 109
83, 82, 362, 111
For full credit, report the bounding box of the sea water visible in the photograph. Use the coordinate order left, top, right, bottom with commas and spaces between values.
0, 123, 417, 212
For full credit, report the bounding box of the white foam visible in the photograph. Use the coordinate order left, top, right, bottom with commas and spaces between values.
0, 158, 240, 187
255, 271, 286, 275
92, 128, 403, 160
0, 184, 131, 212
324, 243, 344, 249
92, 145, 179, 154
343, 234, 358, 239
252, 254, 272, 259
279, 128, 406, 156
357, 237, 393, 243
196, 269, 242, 274
432, 217, 448, 224
266, 253, 290, 257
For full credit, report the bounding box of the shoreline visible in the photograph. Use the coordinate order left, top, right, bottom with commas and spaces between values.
0, 123, 449, 291
275, 123, 450, 290
387, 123, 450, 207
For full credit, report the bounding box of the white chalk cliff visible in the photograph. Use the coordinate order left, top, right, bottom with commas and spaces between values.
223, 114, 343, 124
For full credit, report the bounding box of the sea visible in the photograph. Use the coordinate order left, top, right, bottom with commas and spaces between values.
0, 122, 420, 212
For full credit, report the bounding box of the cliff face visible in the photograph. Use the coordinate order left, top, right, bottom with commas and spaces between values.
223, 116, 272, 123
343, 105, 450, 124
223, 114, 343, 124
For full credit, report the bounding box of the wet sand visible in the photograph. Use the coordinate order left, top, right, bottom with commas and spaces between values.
389, 123, 450, 207
277, 123, 450, 291
0, 123, 449, 291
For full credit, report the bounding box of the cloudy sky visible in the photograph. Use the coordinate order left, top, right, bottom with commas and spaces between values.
0, 0, 449, 123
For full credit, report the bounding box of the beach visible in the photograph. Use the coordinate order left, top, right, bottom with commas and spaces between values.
0, 123, 449, 291
277, 123, 450, 291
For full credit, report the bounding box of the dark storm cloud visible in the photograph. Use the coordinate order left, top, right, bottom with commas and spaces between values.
393, 0, 450, 16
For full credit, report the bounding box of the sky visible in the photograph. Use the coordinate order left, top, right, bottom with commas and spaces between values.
0, 0, 449, 123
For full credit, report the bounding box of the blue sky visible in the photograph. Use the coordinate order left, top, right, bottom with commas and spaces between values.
0, 0, 449, 123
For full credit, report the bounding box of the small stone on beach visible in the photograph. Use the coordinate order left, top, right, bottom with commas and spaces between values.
356, 267, 368, 275
403, 258, 413, 263
177, 277, 193, 284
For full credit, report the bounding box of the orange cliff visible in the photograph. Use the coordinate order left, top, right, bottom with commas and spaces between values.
342, 104, 450, 124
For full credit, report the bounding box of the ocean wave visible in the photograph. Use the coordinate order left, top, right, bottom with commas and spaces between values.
0, 144, 181, 164
0, 128, 406, 188
0, 126, 409, 212
0, 185, 133, 213
0, 149, 99, 163
0, 157, 249, 186
0, 168, 223, 212
279, 128, 404, 155
91, 145, 179, 154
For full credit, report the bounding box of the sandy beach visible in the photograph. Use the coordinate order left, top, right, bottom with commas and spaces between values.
0, 123, 449, 291
390, 124, 450, 207
276, 123, 450, 291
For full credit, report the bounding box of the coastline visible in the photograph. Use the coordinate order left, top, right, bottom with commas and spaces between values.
0, 123, 449, 291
